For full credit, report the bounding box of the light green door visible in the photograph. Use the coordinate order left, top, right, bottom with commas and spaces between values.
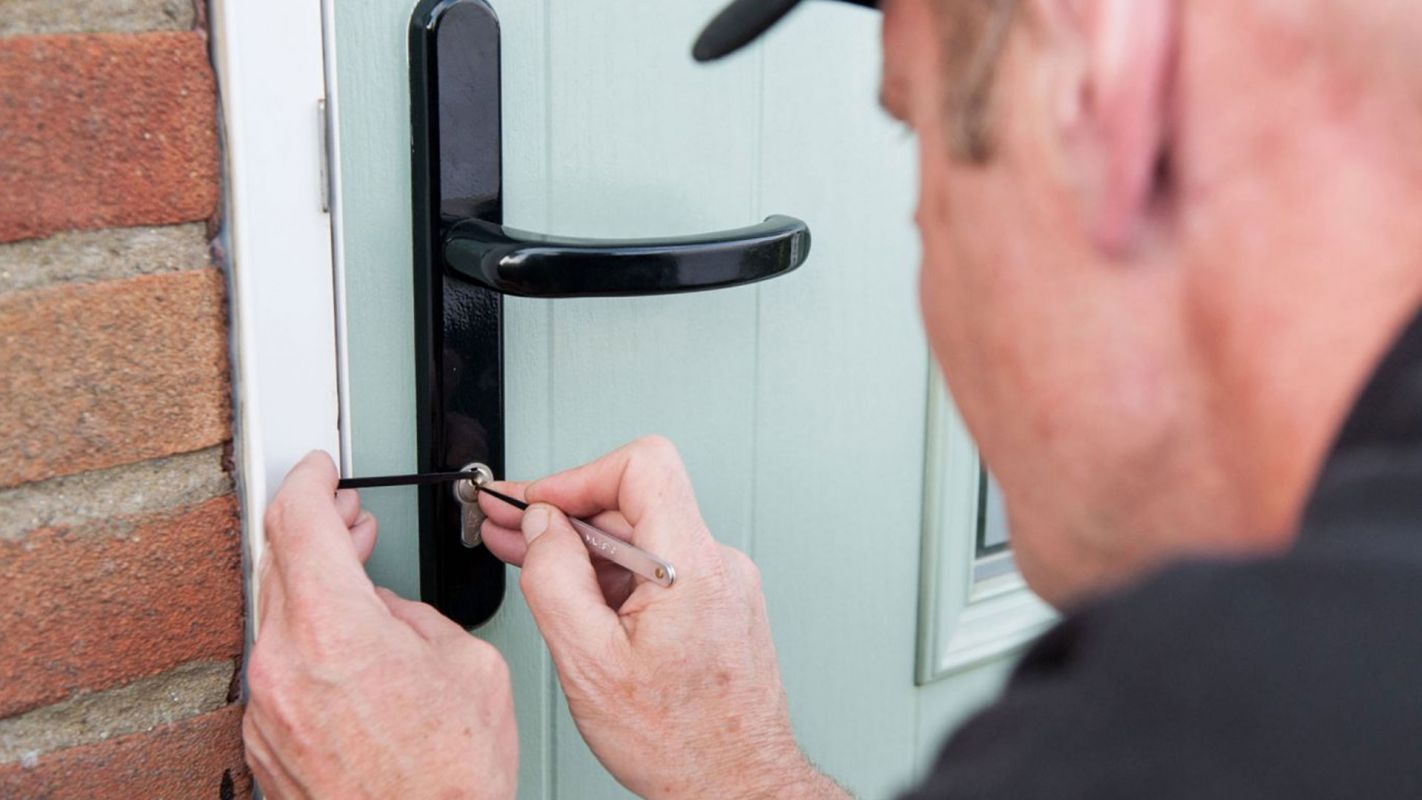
333, 1, 1047, 796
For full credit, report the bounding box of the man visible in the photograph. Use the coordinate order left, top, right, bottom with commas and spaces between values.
243, 0, 1422, 796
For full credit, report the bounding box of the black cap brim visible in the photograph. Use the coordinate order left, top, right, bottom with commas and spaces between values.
693, 0, 879, 63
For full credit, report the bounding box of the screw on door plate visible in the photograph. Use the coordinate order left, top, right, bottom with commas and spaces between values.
454, 462, 494, 548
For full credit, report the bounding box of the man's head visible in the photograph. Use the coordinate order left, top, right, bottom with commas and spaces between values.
877, 0, 1422, 605
699, 0, 1422, 607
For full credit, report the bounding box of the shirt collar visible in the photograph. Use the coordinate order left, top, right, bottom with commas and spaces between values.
1300, 309, 1422, 548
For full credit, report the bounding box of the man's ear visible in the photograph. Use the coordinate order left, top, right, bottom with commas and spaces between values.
1044, 0, 1177, 254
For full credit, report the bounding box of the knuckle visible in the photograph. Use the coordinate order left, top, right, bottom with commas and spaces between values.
518, 564, 537, 596
245, 647, 277, 695
246, 649, 309, 733
255, 553, 276, 594
633, 434, 682, 464
244, 655, 290, 723
735, 548, 763, 586
263, 498, 288, 537
715, 544, 762, 591
464, 638, 511, 681
630, 435, 701, 508
240, 708, 258, 741
241, 704, 272, 750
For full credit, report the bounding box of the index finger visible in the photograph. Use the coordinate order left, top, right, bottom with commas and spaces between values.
263, 451, 372, 599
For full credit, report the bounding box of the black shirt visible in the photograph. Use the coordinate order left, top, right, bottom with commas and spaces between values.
906, 316, 1422, 799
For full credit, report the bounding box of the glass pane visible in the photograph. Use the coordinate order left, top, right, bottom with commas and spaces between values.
975, 469, 1010, 556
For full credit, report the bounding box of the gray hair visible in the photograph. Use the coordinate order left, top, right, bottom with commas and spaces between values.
934, 0, 1021, 161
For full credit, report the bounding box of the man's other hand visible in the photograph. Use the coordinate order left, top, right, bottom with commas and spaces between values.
478, 436, 845, 800
243, 452, 517, 799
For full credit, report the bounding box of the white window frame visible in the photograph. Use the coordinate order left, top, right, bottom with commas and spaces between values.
211, 0, 350, 627
916, 377, 1055, 684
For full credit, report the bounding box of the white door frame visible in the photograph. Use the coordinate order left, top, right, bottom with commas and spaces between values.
210, 0, 350, 624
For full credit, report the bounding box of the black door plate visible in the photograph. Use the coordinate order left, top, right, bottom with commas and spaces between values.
410, 0, 505, 628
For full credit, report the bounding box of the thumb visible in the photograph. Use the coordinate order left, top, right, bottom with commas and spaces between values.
519, 504, 625, 661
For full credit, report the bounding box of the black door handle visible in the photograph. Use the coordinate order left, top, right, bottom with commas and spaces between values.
444, 214, 811, 298
409, 0, 814, 628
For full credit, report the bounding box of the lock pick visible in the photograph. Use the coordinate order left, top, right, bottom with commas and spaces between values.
478, 486, 678, 589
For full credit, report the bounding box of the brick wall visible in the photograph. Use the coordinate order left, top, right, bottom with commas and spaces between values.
0, 0, 249, 797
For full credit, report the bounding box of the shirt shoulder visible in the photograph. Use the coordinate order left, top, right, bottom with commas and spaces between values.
906, 554, 1422, 800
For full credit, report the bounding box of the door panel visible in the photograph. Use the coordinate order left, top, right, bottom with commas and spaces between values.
333, 1, 1020, 797
753, 12, 927, 794
540, 6, 763, 796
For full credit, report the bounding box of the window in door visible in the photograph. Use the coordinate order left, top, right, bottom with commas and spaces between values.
916, 376, 1055, 684
970, 474, 1018, 583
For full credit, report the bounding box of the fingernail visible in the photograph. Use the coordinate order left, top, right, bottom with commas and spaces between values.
354, 510, 374, 527
522, 506, 550, 543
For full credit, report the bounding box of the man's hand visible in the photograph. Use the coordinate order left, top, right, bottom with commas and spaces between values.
244, 452, 517, 799
478, 436, 845, 800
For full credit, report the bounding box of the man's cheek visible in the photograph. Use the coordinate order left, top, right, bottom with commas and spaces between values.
917, 254, 946, 354
918, 254, 972, 381
917, 210, 969, 328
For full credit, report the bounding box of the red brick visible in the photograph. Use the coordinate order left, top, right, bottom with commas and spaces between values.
0, 496, 244, 717
0, 269, 230, 488
0, 704, 251, 799
0, 32, 219, 243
